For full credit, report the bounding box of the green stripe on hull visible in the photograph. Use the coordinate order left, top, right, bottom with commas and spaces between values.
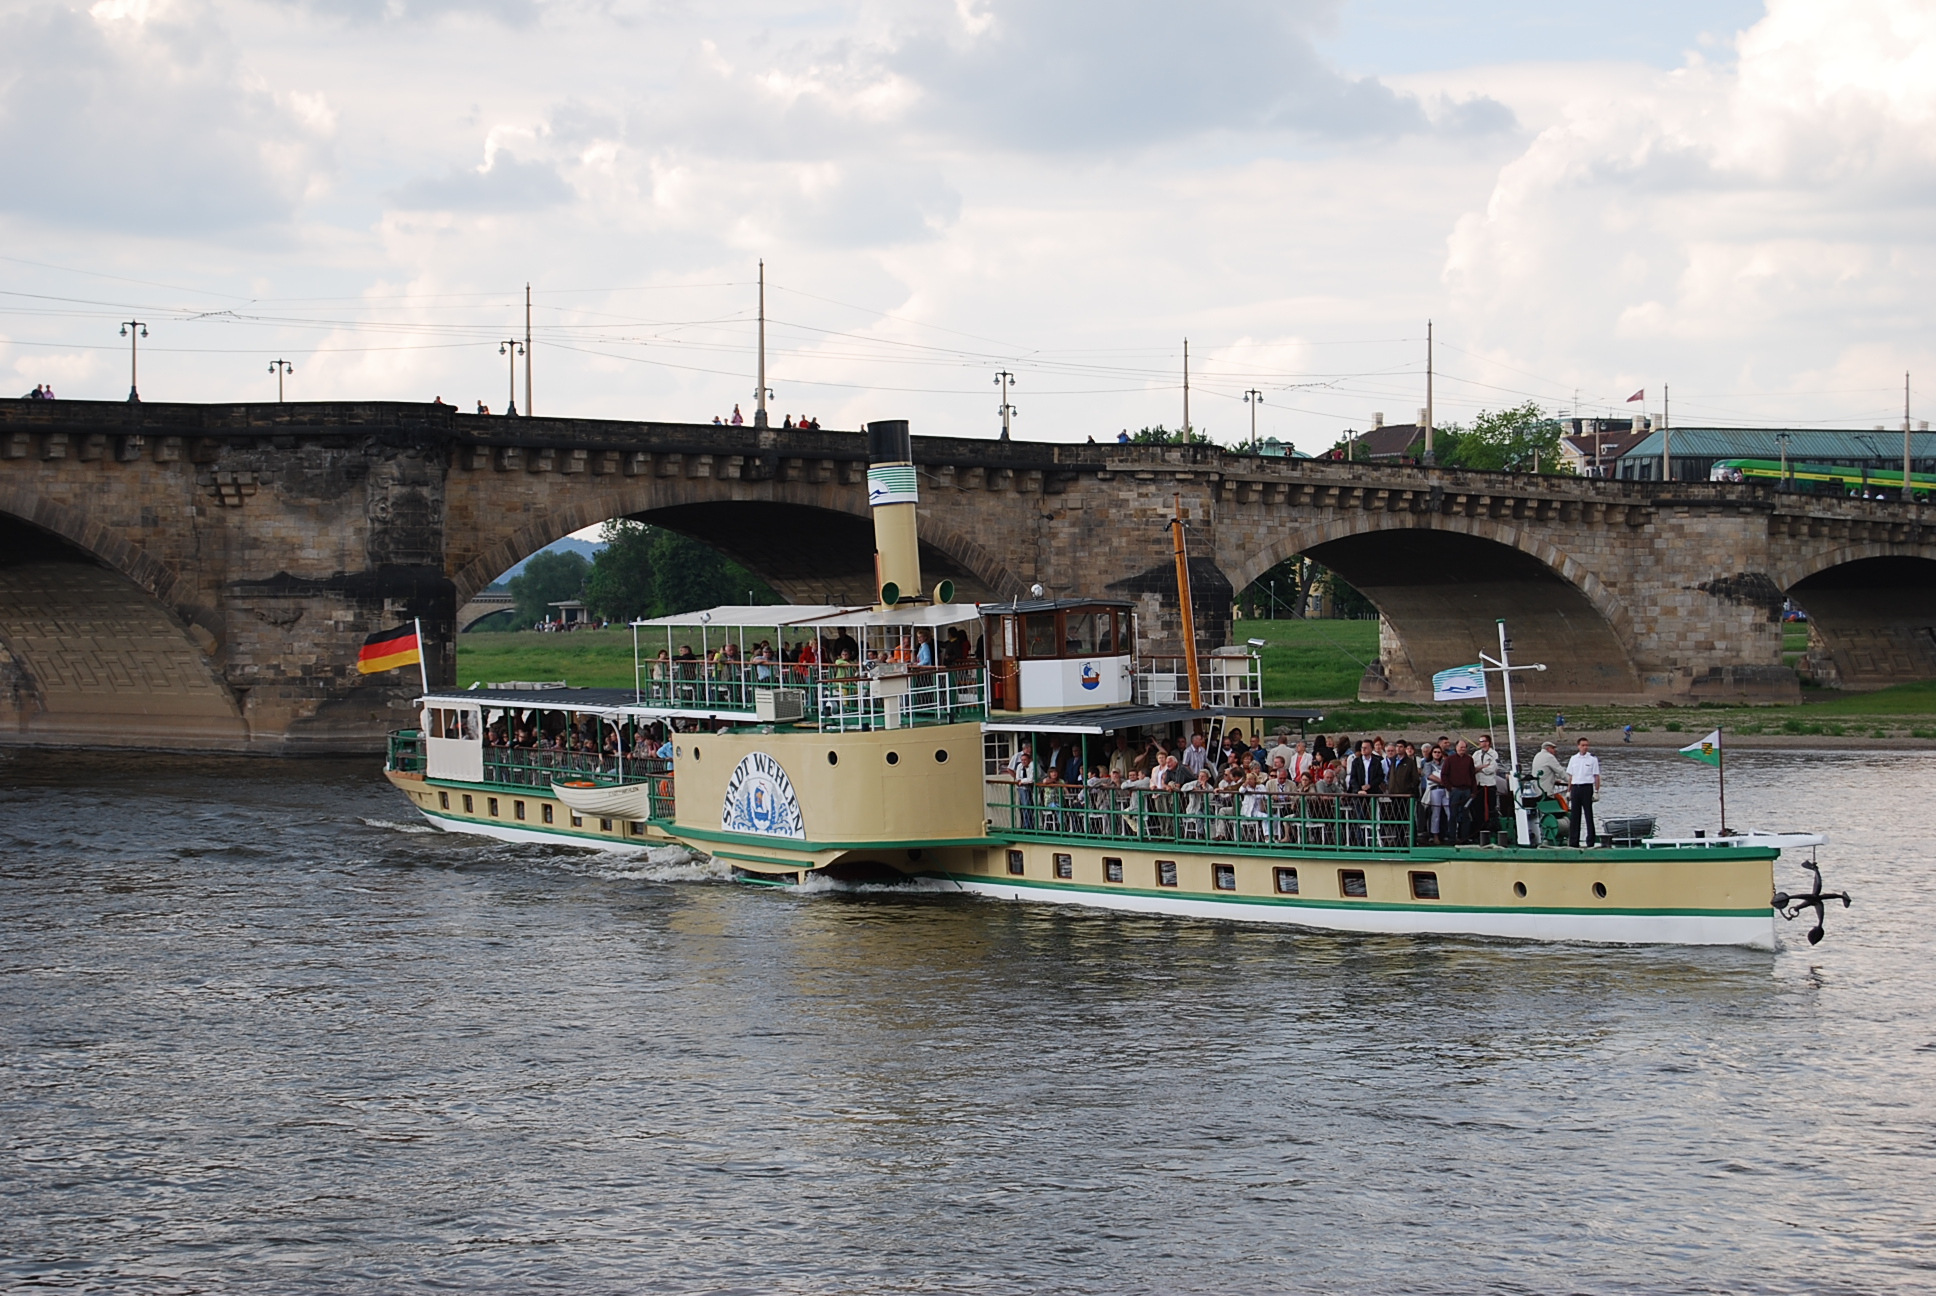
923, 871, 1768, 919
986, 830, 1778, 865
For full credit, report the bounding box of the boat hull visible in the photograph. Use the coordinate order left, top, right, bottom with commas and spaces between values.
938, 873, 1776, 948
386, 770, 677, 852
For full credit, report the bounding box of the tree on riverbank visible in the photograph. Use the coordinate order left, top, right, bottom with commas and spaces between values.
583, 521, 775, 622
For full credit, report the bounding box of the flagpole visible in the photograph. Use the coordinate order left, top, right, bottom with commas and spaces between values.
415, 617, 429, 695
1717, 726, 1727, 834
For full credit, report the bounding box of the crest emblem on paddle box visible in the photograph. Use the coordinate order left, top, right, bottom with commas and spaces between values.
721, 752, 805, 839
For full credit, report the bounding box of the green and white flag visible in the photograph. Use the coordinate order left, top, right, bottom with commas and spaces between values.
1679, 729, 1722, 767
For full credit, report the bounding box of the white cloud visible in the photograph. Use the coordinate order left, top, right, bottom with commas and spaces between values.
0, 0, 332, 233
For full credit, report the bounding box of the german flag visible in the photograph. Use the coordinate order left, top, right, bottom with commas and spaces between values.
357, 623, 422, 674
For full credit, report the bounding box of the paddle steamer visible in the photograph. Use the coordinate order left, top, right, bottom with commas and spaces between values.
385, 419, 1823, 949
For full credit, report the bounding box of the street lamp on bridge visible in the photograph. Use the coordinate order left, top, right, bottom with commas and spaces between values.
269, 358, 293, 402
119, 321, 147, 402
499, 340, 524, 416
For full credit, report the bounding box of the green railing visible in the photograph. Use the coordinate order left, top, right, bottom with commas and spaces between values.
387, 729, 425, 773
481, 746, 672, 791
633, 662, 986, 729
987, 780, 1415, 851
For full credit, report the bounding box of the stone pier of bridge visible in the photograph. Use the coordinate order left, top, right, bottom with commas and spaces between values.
2, 399, 1932, 752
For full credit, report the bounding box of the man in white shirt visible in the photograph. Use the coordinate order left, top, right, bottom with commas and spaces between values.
1183, 732, 1212, 780
1267, 728, 1297, 771
1566, 737, 1602, 846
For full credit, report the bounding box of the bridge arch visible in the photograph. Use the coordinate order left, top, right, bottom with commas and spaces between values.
451, 480, 1024, 608
1775, 545, 1936, 690
1228, 513, 1643, 703
0, 497, 247, 748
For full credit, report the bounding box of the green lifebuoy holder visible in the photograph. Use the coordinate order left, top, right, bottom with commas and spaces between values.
879, 581, 901, 605
934, 579, 955, 604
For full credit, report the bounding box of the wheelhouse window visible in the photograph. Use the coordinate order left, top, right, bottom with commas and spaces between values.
1024, 613, 1058, 658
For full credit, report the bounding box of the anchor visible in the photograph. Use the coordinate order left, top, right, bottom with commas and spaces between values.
1771, 858, 1851, 946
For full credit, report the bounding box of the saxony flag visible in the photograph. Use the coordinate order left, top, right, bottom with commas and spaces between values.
1679, 728, 1722, 767
356, 623, 422, 674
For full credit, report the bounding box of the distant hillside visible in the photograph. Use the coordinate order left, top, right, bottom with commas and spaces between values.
493, 536, 606, 584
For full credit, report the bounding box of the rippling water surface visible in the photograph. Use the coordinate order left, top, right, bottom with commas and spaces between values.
2, 748, 1932, 1293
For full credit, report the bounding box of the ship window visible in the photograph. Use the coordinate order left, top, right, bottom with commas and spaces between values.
828, 751, 839, 765
1007, 849, 1025, 876
1024, 613, 1057, 658
438, 790, 450, 810
935, 749, 949, 763
1410, 871, 1440, 900
462, 794, 473, 813
1096, 611, 1116, 655
1340, 869, 1367, 898
1513, 881, 1528, 898
600, 818, 613, 832
1593, 881, 1607, 899
571, 814, 583, 828
1104, 857, 1124, 883
542, 803, 554, 824
691, 746, 700, 762
515, 801, 526, 821
629, 822, 646, 836
1156, 860, 1178, 888
487, 797, 499, 817
1274, 867, 1298, 894
1064, 612, 1097, 656
886, 751, 900, 765
1213, 863, 1236, 891
1053, 853, 1073, 879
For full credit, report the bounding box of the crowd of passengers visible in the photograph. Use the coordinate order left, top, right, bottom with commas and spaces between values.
642, 626, 978, 686
1002, 728, 1543, 846
483, 714, 689, 762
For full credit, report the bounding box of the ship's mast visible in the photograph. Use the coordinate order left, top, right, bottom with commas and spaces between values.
1170, 494, 1201, 709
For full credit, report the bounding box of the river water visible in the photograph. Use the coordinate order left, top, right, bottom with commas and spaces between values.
1, 747, 1931, 1294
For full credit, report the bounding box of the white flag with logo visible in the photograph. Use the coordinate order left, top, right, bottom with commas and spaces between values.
1432, 663, 1488, 701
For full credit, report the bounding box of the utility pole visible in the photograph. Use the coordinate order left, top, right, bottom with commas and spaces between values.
1777, 431, 1790, 489
499, 339, 524, 416
1662, 384, 1671, 482
1243, 388, 1263, 450
1905, 371, 1914, 502
994, 369, 1017, 441
525, 283, 533, 417
1181, 338, 1190, 443
1424, 319, 1435, 464
754, 260, 770, 428
119, 320, 147, 402
268, 358, 292, 402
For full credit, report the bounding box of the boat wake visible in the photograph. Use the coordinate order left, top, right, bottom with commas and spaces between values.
359, 816, 438, 835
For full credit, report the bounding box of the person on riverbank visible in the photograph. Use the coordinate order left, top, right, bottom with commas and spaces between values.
1567, 737, 1602, 847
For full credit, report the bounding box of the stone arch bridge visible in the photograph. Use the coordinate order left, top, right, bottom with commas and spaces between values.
2, 399, 1931, 752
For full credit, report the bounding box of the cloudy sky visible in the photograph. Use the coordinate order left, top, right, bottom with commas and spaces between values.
1, 0, 1930, 450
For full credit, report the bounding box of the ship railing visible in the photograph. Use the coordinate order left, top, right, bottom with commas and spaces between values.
985, 779, 1414, 850
480, 746, 672, 790
648, 774, 676, 821
1133, 656, 1263, 708
632, 661, 987, 729
817, 665, 987, 733
387, 728, 426, 774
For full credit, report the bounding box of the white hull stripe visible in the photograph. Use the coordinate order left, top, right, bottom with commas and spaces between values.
943, 877, 1777, 949
416, 808, 657, 855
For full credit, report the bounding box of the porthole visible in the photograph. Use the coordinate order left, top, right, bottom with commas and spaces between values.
935, 749, 949, 763
907, 848, 924, 861
827, 751, 839, 765
1513, 881, 1528, 898
886, 751, 900, 765
692, 746, 700, 762
1592, 881, 1607, 899
1339, 869, 1368, 898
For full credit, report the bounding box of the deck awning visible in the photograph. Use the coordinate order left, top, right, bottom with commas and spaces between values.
982, 704, 1326, 736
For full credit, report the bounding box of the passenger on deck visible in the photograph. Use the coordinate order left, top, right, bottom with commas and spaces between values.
915, 629, 934, 667
1108, 733, 1134, 779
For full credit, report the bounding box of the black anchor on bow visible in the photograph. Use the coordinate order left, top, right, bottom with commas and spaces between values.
1772, 858, 1851, 946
